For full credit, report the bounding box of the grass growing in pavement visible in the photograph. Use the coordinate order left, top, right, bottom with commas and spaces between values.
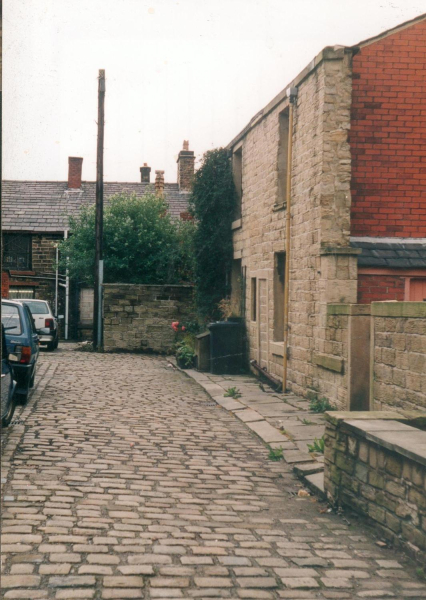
268, 447, 284, 461
224, 387, 242, 399
307, 436, 325, 454
309, 397, 336, 413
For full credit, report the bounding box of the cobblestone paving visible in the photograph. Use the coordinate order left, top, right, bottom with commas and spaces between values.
1, 345, 425, 599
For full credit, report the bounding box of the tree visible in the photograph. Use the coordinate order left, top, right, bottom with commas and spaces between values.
58, 193, 195, 285
189, 148, 236, 319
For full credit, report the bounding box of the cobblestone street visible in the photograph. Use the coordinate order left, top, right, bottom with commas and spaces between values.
1, 345, 425, 599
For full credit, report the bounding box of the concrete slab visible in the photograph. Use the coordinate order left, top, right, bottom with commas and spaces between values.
246, 420, 288, 443
293, 463, 324, 476
254, 403, 298, 417
282, 450, 313, 464
212, 396, 244, 411
304, 472, 325, 497
233, 409, 264, 423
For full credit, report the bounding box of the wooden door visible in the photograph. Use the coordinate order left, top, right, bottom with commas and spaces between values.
409, 279, 426, 301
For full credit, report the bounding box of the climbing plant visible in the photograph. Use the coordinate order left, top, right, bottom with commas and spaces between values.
189, 148, 236, 320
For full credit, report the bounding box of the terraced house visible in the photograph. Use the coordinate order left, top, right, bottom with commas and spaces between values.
228, 15, 426, 403
1, 143, 195, 338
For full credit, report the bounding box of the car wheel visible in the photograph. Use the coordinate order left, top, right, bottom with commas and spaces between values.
46, 341, 55, 351
53, 338, 59, 350
2, 396, 16, 427
15, 391, 29, 406
29, 366, 36, 388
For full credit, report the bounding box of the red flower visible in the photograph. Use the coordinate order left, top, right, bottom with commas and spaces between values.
171, 321, 179, 332
181, 326, 186, 332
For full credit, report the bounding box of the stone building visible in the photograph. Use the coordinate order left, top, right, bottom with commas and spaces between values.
227, 15, 426, 400
1, 142, 195, 338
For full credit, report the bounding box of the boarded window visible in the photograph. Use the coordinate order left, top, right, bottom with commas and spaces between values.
251, 278, 257, 321
276, 109, 289, 208
274, 252, 285, 341
233, 147, 243, 220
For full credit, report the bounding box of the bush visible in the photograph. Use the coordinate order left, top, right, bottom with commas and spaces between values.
58, 193, 195, 286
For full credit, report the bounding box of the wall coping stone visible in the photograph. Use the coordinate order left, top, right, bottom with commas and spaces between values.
341, 419, 426, 468
327, 304, 371, 316
371, 301, 426, 318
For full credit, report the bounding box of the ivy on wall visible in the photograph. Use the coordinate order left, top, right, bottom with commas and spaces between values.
189, 148, 236, 320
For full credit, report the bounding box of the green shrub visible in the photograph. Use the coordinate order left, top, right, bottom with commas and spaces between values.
309, 397, 336, 413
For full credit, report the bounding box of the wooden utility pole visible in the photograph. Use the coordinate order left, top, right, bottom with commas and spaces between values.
93, 69, 105, 350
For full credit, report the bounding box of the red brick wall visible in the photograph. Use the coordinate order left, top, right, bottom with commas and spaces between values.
350, 18, 426, 238
2, 271, 10, 298
357, 273, 405, 304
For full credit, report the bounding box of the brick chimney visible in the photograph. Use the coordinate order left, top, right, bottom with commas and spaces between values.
68, 157, 83, 189
177, 141, 195, 191
140, 163, 151, 183
155, 170, 165, 197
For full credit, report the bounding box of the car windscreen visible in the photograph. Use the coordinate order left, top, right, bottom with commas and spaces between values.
24, 301, 49, 314
1, 304, 22, 335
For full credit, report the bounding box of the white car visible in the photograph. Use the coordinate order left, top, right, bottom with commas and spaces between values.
23, 300, 59, 351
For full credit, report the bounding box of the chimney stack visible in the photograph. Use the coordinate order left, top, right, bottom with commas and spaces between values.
68, 157, 83, 189
140, 163, 151, 183
177, 141, 195, 191
155, 170, 165, 197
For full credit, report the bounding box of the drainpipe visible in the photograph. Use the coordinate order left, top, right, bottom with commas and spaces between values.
282, 87, 298, 392
55, 245, 59, 317
64, 230, 69, 340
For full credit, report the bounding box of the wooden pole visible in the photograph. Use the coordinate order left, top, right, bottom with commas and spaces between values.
93, 69, 105, 349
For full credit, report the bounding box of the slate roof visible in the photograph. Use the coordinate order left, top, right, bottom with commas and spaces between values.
351, 237, 426, 269
2, 181, 190, 233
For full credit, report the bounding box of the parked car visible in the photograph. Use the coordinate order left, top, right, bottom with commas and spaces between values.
1, 299, 40, 404
1, 324, 17, 427
23, 299, 59, 351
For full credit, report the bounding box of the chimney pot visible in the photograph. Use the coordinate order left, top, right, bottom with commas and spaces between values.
177, 141, 195, 191
140, 164, 151, 183
68, 157, 83, 189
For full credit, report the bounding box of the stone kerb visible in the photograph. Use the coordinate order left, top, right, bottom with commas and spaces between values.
324, 411, 426, 563
103, 284, 194, 353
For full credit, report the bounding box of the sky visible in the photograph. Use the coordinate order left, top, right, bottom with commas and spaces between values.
3, 0, 426, 183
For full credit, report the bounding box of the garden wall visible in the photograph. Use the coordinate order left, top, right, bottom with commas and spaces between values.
324, 412, 426, 563
103, 284, 194, 353
371, 302, 426, 413
319, 302, 426, 413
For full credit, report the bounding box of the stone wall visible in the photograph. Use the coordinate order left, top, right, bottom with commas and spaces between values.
371, 302, 426, 413
228, 47, 357, 396
103, 284, 195, 353
324, 412, 426, 563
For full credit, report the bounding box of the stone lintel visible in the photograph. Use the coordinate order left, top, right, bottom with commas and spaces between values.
327, 303, 371, 316
231, 219, 242, 231
320, 246, 362, 256
312, 352, 343, 373
371, 301, 426, 318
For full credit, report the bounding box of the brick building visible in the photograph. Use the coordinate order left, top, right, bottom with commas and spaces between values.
227, 15, 426, 396
1, 143, 195, 338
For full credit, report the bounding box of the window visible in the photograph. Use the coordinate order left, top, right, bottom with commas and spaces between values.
251, 278, 257, 321
273, 252, 286, 341
1, 304, 22, 335
276, 109, 289, 209
23, 300, 49, 314
2, 234, 32, 270
8, 287, 35, 300
233, 147, 243, 221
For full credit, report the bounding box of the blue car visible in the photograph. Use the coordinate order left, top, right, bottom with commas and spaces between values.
1, 299, 40, 404
2, 324, 17, 427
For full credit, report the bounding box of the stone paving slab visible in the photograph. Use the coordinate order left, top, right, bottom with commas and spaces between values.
1, 347, 424, 599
